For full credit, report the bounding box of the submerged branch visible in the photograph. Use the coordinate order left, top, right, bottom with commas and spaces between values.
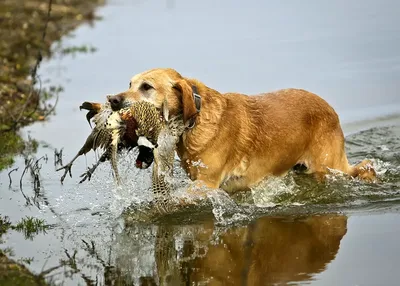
8, 167, 19, 188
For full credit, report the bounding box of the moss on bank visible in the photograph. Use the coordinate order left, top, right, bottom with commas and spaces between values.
0, 0, 104, 170
0, 250, 47, 286
0, 132, 24, 170
1, 216, 51, 285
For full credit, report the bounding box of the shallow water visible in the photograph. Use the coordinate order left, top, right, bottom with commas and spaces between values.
1, 0, 400, 285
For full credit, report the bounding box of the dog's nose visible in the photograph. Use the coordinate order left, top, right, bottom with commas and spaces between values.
107, 94, 123, 111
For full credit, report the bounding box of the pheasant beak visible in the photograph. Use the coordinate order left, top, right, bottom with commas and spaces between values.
79, 101, 96, 111
79, 101, 102, 128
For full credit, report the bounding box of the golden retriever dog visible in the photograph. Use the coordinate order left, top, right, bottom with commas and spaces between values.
107, 68, 376, 193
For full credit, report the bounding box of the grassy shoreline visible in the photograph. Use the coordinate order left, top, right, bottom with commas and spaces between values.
0, 0, 104, 170
0, 0, 104, 284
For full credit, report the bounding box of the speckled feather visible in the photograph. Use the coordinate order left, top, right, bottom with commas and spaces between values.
123, 101, 164, 146
107, 101, 165, 185
112, 102, 186, 212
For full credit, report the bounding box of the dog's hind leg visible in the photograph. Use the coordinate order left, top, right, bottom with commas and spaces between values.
303, 129, 376, 182
302, 129, 351, 181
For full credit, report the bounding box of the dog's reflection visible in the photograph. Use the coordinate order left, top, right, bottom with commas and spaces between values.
114, 214, 347, 285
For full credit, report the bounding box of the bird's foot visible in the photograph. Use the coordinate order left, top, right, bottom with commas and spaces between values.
79, 166, 96, 184
56, 163, 73, 184
79, 164, 97, 184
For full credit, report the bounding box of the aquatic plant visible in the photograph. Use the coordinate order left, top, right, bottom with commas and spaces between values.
13, 217, 49, 241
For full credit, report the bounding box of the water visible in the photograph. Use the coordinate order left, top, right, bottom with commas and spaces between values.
1, 0, 400, 285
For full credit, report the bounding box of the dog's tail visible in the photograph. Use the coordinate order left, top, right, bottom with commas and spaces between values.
349, 159, 377, 182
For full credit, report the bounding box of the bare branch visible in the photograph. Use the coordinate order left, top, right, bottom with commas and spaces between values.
8, 167, 19, 188
54, 148, 63, 167
41, 93, 59, 118
13, 0, 53, 130
19, 158, 33, 206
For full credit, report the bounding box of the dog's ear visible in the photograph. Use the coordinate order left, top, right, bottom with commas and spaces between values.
173, 79, 198, 125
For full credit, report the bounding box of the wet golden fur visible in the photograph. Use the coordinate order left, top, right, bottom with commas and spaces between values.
109, 68, 376, 193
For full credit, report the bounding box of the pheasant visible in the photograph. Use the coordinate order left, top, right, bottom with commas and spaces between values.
58, 99, 186, 213
112, 101, 186, 212
56, 101, 154, 184
102, 101, 165, 185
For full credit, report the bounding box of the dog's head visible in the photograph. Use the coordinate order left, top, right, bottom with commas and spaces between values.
107, 68, 199, 126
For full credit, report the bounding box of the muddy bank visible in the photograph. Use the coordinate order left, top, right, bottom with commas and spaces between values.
0, 216, 50, 285
0, 0, 104, 170
0, 251, 46, 286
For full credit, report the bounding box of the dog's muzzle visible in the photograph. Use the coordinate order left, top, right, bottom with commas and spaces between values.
107, 94, 124, 111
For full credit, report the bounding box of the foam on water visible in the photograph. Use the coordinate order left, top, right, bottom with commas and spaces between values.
251, 175, 297, 208
108, 149, 154, 216
207, 189, 252, 225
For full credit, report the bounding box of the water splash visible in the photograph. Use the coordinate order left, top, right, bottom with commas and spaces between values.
106, 125, 400, 223
108, 149, 154, 216
250, 175, 297, 207
207, 189, 252, 225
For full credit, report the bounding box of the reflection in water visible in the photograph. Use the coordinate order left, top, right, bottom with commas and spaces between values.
112, 214, 347, 285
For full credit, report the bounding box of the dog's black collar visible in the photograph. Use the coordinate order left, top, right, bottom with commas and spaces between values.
192, 85, 202, 113
187, 85, 202, 129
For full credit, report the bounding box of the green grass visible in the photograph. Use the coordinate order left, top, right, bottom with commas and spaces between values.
13, 217, 49, 241
0, 0, 104, 170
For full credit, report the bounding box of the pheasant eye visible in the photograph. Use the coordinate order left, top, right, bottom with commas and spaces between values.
141, 83, 153, 91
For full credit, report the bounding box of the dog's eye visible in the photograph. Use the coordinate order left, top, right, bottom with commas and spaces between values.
141, 82, 153, 91
129, 82, 131, 88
